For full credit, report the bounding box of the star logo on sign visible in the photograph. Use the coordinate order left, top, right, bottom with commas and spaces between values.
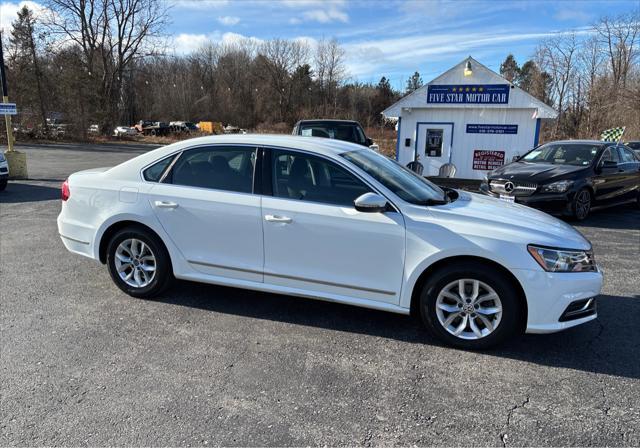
479, 87, 484, 92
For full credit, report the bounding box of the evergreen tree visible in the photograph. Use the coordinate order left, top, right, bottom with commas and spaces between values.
10, 6, 48, 132
405, 71, 424, 94
499, 54, 520, 83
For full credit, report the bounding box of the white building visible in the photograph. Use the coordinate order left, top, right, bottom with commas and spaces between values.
382, 57, 558, 179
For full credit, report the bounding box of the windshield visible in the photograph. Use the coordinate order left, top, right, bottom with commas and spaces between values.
521, 143, 603, 166
300, 123, 366, 145
341, 150, 445, 205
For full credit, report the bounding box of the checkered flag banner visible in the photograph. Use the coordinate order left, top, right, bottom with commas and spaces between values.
600, 126, 626, 142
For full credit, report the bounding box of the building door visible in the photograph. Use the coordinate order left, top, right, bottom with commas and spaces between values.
416, 123, 453, 176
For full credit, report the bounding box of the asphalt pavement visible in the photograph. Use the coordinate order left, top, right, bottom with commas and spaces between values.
1, 142, 639, 446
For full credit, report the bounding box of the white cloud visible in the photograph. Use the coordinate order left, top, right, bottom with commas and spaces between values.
341, 28, 593, 78
553, 8, 592, 22
172, 33, 212, 53
220, 31, 264, 47
302, 6, 348, 23
283, 0, 348, 24
217, 15, 240, 26
0, 0, 48, 33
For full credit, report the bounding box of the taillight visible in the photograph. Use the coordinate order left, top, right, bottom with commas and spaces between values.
61, 179, 70, 201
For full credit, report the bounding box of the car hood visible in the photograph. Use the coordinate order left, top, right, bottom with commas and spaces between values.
490, 161, 589, 182
407, 191, 591, 250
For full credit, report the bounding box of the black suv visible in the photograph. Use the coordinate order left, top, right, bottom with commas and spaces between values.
292, 119, 377, 149
480, 140, 640, 220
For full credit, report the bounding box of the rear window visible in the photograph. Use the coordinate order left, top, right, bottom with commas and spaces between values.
299, 123, 366, 145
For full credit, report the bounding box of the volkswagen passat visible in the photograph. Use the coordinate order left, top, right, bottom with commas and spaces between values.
58, 135, 602, 349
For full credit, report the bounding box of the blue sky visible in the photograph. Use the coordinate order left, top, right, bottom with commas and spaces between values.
1, 0, 638, 89
166, 0, 638, 89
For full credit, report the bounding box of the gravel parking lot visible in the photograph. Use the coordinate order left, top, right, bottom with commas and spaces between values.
1, 143, 639, 446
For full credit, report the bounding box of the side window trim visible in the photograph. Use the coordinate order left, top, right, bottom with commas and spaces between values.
159, 151, 182, 183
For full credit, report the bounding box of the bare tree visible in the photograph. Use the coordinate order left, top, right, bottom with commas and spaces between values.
536, 32, 580, 137
314, 38, 345, 116
45, 0, 168, 132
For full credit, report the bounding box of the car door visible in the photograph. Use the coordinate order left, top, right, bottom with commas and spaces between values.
593, 146, 626, 205
148, 145, 263, 283
616, 146, 640, 201
261, 148, 406, 305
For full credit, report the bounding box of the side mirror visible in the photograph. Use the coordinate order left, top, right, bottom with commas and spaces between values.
512, 154, 521, 162
365, 137, 373, 146
369, 143, 380, 152
354, 193, 388, 213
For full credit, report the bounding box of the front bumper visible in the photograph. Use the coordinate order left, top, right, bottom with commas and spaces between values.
479, 183, 574, 214
511, 267, 603, 333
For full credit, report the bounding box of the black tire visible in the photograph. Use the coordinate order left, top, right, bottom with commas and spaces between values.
419, 262, 523, 350
570, 188, 592, 221
0, 179, 7, 191
106, 226, 173, 298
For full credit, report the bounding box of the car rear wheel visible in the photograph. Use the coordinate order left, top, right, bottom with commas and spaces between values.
106, 227, 173, 298
0, 179, 7, 191
570, 188, 592, 221
419, 262, 522, 349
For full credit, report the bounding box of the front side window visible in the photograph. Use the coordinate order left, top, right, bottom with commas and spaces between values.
618, 147, 638, 163
521, 143, 603, 166
600, 147, 621, 164
272, 149, 370, 206
169, 146, 255, 193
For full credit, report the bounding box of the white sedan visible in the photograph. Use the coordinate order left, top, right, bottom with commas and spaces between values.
57, 135, 602, 349
113, 126, 137, 137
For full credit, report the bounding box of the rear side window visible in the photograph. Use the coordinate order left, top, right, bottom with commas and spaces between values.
272, 149, 370, 206
143, 156, 174, 182
169, 146, 256, 193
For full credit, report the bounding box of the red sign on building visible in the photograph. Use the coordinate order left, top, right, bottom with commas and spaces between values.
473, 150, 505, 170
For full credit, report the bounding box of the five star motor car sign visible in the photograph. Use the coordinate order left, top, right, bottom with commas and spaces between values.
427, 85, 510, 104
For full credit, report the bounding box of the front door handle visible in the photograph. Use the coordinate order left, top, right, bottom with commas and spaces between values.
265, 214, 292, 223
154, 200, 179, 209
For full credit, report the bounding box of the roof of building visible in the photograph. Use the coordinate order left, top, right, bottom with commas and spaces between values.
382, 56, 558, 119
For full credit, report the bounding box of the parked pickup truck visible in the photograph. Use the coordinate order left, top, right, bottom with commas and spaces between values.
135, 120, 170, 136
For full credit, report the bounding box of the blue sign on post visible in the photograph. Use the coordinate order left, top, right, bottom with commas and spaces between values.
466, 124, 518, 134
427, 84, 510, 104
0, 103, 17, 115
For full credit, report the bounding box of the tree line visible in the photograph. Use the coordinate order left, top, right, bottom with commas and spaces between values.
499, 12, 639, 141
3, 0, 638, 142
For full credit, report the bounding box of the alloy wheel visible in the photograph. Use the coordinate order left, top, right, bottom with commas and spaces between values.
114, 238, 157, 288
435, 279, 503, 340
575, 190, 591, 220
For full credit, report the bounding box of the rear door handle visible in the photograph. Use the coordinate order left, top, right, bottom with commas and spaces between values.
265, 214, 292, 223
154, 200, 179, 209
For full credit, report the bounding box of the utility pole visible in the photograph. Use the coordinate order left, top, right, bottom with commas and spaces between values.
0, 30, 28, 178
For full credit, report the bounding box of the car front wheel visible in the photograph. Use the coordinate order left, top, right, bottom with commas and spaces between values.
0, 179, 7, 191
106, 227, 173, 298
419, 262, 522, 349
570, 188, 592, 221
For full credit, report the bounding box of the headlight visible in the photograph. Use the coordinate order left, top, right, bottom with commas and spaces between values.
527, 245, 597, 272
541, 180, 573, 193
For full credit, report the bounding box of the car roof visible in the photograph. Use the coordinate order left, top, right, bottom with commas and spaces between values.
108, 134, 369, 179
545, 140, 612, 145
295, 119, 360, 125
